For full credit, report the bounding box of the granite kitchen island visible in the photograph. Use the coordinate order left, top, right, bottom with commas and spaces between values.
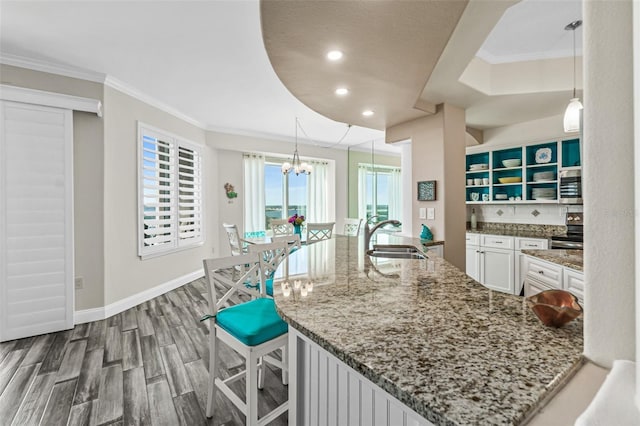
274, 235, 583, 426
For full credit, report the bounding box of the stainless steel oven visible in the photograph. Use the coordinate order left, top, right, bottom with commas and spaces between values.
550, 212, 583, 249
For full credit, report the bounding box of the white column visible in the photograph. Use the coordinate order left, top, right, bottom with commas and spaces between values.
634, 0, 640, 411
583, 0, 635, 366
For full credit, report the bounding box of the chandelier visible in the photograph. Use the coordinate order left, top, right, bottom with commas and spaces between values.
563, 20, 583, 133
281, 118, 312, 175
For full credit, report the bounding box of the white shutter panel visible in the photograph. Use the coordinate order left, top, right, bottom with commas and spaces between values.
0, 101, 74, 341
177, 145, 202, 245
140, 132, 176, 255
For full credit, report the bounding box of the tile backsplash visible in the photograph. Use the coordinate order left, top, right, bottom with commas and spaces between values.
467, 204, 583, 226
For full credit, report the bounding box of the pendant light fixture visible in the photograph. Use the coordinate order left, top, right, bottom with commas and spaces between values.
281, 118, 312, 175
563, 19, 583, 133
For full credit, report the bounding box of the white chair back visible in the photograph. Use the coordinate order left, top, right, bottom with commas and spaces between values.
343, 218, 363, 236
222, 223, 244, 256
270, 219, 294, 236
306, 222, 335, 243
202, 253, 262, 312
248, 240, 291, 290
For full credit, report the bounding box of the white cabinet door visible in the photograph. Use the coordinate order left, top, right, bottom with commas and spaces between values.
481, 247, 515, 294
465, 244, 480, 281
0, 101, 74, 342
525, 277, 553, 298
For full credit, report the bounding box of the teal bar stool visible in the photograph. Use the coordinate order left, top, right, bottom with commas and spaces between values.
202, 252, 289, 425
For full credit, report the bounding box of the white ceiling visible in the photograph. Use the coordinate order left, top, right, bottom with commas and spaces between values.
0, 0, 582, 152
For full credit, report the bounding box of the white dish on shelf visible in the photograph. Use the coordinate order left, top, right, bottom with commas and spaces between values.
501, 159, 521, 168
533, 171, 554, 181
535, 148, 552, 164
469, 163, 488, 170
495, 194, 508, 200
532, 196, 556, 200
532, 178, 555, 183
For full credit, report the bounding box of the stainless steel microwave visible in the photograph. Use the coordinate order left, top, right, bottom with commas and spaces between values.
559, 169, 582, 204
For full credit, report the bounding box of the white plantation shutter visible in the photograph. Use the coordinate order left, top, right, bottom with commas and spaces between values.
138, 123, 203, 258
0, 101, 74, 341
177, 145, 202, 244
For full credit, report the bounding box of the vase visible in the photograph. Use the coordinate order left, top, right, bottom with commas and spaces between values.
294, 224, 302, 236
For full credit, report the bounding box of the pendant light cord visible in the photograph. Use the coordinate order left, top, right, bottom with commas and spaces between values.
572, 27, 576, 98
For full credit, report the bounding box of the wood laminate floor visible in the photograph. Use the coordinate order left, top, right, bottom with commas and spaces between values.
0, 278, 288, 426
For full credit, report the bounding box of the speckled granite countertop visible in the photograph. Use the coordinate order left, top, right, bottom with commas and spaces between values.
466, 222, 566, 239
521, 249, 584, 272
274, 235, 583, 426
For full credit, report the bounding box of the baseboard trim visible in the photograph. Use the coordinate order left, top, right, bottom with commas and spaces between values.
74, 269, 204, 324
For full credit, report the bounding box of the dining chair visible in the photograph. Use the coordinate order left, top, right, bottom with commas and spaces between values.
222, 223, 249, 256
306, 222, 335, 244
202, 253, 288, 425
270, 219, 294, 236
343, 218, 363, 236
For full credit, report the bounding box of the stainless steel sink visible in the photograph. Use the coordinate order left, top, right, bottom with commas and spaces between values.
366, 244, 426, 260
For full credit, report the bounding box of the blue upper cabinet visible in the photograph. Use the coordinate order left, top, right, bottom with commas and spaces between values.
465, 138, 580, 204
561, 138, 581, 168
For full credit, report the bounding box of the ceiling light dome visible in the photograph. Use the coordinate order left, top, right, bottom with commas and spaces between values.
362, 110, 374, 117
327, 50, 343, 61
335, 87, 349, 96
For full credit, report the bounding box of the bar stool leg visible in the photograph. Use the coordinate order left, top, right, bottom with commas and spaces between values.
246, 351, 259, 425
206, 330, 218, 418
281, 345, 289, 385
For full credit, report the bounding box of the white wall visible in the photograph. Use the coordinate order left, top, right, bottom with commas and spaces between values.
583, 0, 635, 367
481, 114, 565, 148
103, 86, 218, 305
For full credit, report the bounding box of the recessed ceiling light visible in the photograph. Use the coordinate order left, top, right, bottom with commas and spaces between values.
327, 50, 343, 61
335, 87, 349, 96
362, 110, 374, 117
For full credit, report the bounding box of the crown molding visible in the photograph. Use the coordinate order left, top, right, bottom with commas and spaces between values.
103, 75, 207, 130
0, 53, 106, 83
475, 48, 580, 65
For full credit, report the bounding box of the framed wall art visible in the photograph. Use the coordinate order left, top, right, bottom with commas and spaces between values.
417, 180, 436, 201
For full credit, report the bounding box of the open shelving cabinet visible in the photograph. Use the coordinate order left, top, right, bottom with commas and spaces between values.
465, 138, 580, 204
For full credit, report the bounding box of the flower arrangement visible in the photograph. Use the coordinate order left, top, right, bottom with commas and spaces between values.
288, 213, 305, 226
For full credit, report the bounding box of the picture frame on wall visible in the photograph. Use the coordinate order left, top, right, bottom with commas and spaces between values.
417, 180, 436, 201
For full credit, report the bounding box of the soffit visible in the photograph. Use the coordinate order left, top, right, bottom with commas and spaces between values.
260, 0, 469, 131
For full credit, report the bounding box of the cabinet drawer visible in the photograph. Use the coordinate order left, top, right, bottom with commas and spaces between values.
526, 257, 562, 289
481, 235, 514, 250
516, 237, 548, 250
524, 277, 554, 298
466, 233, 480, 245
564, 268, 584, 302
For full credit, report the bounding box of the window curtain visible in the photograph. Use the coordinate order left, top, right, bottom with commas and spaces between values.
388, 167, 402, 220
357, 164, 369, 220
307, 160, 330, 222
243, 153, 265, 237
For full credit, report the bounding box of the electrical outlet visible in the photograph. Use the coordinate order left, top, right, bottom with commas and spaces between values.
419, 207, 426, 219
75, 277, 84, 289
427, 208, 435, 220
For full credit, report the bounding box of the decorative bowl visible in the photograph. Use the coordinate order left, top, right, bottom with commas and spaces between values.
495, 193, 508, 200
502, 159, 522, 168
526, 289, 582, 328
498, 177, 522, 184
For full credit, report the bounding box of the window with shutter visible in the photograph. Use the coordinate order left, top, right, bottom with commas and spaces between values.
138, 123, 204, 258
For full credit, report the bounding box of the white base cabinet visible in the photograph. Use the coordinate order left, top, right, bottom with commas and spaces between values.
466, 232, 548, 295
524, 255, 584, 303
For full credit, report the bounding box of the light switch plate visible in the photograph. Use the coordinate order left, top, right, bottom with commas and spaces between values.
419, 207, 426, 219
427, 208, 435, 220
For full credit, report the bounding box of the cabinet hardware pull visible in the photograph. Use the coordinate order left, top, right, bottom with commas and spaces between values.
538, 270, 544, 274
495, 241, 502, 244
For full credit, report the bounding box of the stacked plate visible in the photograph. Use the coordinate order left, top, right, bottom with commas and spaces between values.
531, 188, 556, 200
469, 163, 488, 171
533, 171, 554, 182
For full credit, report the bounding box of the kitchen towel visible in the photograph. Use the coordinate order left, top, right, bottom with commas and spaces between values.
575, 359, 640, 426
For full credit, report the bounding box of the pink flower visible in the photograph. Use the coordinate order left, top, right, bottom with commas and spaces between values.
288, 214, 305, 226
